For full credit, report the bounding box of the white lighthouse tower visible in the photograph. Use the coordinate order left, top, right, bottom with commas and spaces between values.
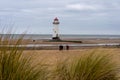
52, 17, 60, 40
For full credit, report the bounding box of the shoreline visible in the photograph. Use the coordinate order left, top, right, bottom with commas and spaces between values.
1, 38, 120, 50
0, 43, 120, 50
6, 38, 120, 44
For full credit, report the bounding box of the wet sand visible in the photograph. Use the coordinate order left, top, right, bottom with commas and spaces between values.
7, 38, 120, 44
1, 38, 120, 50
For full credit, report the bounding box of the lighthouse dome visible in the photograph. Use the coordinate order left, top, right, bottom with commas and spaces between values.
53, 17, 60, 24
54, 17, 59, 21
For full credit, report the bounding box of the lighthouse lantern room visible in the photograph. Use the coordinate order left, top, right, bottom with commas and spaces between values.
52, 17, 60, 40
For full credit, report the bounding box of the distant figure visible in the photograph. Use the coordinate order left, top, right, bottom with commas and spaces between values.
33, 40, 35, 42
66, 45, 69, 50
59, 45, 63, 51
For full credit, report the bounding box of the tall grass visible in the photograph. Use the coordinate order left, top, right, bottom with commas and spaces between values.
0, 34, 49, 80
53, 52, 120, 80
0, 33, 119, 80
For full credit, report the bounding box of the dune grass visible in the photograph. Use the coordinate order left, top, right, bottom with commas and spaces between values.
0, 33, 120, 80
53, 52, 120, 80
0, 34, 49, 80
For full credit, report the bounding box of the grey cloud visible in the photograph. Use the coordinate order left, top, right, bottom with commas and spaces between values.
0, 0, 120, 34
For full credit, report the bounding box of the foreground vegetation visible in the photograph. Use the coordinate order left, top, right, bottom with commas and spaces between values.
0, 34, 49, 80
53, 52, 120, 80
0, 34, 120, 80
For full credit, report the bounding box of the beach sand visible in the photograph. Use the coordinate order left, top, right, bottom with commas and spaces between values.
22, 48, 120, 65
7, 38, 120, 45
3, 38, 119, 50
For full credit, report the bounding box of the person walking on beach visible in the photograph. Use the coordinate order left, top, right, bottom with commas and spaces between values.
59, 45, 63, 51
66, 45, 69, 50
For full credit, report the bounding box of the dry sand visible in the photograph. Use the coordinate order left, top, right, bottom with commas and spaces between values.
22, 48, 120, 65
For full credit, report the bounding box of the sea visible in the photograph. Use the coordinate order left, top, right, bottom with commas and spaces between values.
1, 34, 120, 39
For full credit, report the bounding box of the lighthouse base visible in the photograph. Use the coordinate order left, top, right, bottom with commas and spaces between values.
52, 37, 61, 41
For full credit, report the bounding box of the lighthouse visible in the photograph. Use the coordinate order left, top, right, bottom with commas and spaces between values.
52, 17, 60, 40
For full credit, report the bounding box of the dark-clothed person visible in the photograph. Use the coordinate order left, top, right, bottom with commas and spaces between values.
59, 45, 63, 51
66, 45, 69, 50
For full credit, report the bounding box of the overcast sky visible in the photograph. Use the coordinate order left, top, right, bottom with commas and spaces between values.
0, 0, 120, 34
